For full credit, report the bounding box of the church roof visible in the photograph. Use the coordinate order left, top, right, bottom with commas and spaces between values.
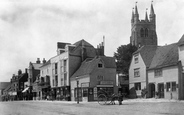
150, 2, 155, 15
149, 43, 178, 69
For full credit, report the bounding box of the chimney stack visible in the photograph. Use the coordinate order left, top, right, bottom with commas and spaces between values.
36, 58, 40, 64
18, 69, 22, 75
25, 68, 28, 73
42, 58, 46, 64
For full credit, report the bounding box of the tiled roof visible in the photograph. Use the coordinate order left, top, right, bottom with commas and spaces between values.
0, 82, 10, 90
32, 63, 43, 70
40, 60, 51, 68
70, 39, 96, 57
149, 43, 178, 69
71, 56, 116, 78
178, 34, 184, 46
73, 39, 93, 47
134, 45, 158, 67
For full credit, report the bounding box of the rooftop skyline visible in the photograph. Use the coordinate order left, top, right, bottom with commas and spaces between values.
0, 0, 184, 82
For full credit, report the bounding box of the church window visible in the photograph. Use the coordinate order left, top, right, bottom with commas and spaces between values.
145, 28, 148, 37
140, 28, 144, 37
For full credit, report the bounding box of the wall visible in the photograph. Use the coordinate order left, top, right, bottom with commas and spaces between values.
90, 66, 117, 93
50, 52, 68, 87
129, 53, 147, 98
148, 66, 179, 99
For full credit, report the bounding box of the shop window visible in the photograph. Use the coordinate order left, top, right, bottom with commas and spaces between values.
134, 68, 140, 77
134, 54, 139, 64
166, 82, 177, 92
172, 82, 176, 91
154, 69, 162, 77
83, 89, 88, 97
166, 82, 170, 92
135, 82, 141, 90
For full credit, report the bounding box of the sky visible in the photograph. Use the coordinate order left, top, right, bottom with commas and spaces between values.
0, 0, 184, 82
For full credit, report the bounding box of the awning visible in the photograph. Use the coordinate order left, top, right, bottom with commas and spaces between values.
22, 87, 29, 93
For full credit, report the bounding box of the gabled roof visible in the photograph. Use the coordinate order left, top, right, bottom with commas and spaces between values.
178, 34, 184, 46
71, 56, 116, 78
149, 43, 178, 69
133, 45, 158, 67
3, 84, 11, 92
70, 39, 96, 57
73, 39, 93, 47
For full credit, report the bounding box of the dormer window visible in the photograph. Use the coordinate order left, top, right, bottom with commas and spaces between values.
98, 63, 103, 68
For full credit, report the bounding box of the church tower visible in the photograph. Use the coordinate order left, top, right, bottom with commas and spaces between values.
130, 2, 157, 47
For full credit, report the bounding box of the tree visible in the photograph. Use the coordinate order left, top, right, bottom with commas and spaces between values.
114, 44, 137, 75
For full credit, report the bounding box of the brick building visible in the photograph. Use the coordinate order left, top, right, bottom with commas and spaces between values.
70, 56, 117, 102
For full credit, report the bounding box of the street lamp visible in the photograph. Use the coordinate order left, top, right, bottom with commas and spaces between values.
76, 76, 79, 104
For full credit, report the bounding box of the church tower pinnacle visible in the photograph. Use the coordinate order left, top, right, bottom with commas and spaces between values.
130, 1, 157, 47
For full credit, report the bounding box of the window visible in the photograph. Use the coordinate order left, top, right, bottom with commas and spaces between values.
134, 55, 139, 64
140, 28, 144, 37
172, 82, 176, 91
55, 63, 58, 74
53, 79, 55, 86
64, 60, 67, 72
55, 76, 58, 86
98, 63, 103, 68
64, 73, 67, 86
145, 28, 148, 37
166, 82, 170, 92
154, 69, 162, 77
135, 82, 141, 90
166, 82, 177, 92
61, 78, 63, 86
83, 89, 88, 97
134, 68, 140, 77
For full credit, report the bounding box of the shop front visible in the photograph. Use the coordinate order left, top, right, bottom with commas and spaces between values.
51, 86, 70, 101
73, 81, 115, 102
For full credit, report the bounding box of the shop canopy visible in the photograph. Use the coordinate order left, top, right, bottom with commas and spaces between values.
22, 87, 29, 93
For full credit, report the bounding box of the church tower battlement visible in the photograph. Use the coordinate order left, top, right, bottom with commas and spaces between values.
130, 1, 157, 47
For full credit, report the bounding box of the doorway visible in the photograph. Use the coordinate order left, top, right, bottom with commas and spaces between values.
158, 83, 164, 98
149, 83, 155, 98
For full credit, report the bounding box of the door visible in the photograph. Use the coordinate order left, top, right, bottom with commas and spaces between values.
149, 83, 155, 98
158, 83, 164, 98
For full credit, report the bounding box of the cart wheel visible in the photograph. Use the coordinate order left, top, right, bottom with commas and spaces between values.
98, 94, 107, 105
